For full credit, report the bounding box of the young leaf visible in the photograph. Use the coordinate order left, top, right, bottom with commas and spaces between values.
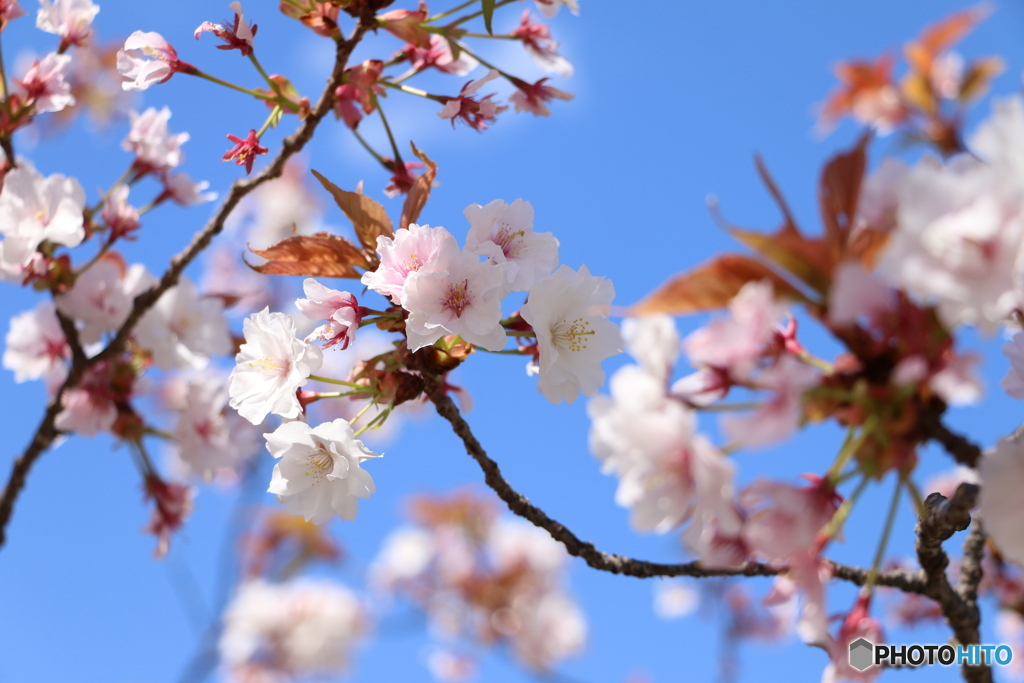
311, 169, 393, 252
482, 0, 495, 35
399, 142, 438, 230
631, 254, 808, 316
818, 133, 869, 261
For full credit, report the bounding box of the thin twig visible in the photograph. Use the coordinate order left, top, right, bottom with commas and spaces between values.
426, 383, 925, 591
0, 17, 375, 552
920, 410, 983, 468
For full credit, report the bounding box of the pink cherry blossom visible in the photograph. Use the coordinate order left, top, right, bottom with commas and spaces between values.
135, 276, 233, 371
0, 160, 85, 273
399, 34, 478, 76
438, 69, 508, 130
378, 1, 430, 49
36, 0, 98, 50
402, 241, 507, 352
854, 158, 908, 235
521, 265, 621, 405
929, 349, 983, 406
682, 509, 750, 568
741, 476, 840, 561
827, 260, 891, 327
222, 129, 268, 175
788, 550, 833, 648
362, 223, 457, 302
54, 361, 121, 436
195, 1, 257, 56
0, 1, 24, 27
122, 107, 189, 174
143, 476, 194, 558
228, 307, 323, 424
721, 356, 820, 449
14, 52, 74, 113
3, 301, 68, 383
117, 31, 189, 92
55, 257, 156, 344
100, 185, 140, 239
296, 278, 363, 350
463, 198, 559, 293
511, 11, 573, 78
821, 593, 884, 683
684, 280, 787, 379
333, 60, 384, 129
509, 77, 574, 117
671, 368, 730, 406
383, 159, 421, 197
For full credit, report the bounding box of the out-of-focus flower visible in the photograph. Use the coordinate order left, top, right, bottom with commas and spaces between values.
14, 52, 74, 113
532, 0, 579, 19
228, 307, 323, 424
265, 418, 380, 524
621, 315, 680, 384
3, 301, 68, 382
378, 1, 430, 49
511, 11, 573, 77
1002, 332, 1024, 399
653, 578, 699, 620
439, 69, 507, 130
195, 1, 257, 56
220, 578, 367, 678
721, 356, 820, 449
980, 435, 1024, 566
36, 0, 98, 50
135, 276, 233, 371
122, 107, 189, 174
0, 160, 85, 274
100, 185, 140, 239
399, 34, 477, 76
55, 256, 155, 344
163, 172, 217, 205
143, 476, 194, 558
463, 198, 559, 293
333, 59, 383, 128
521, 264, 621, 405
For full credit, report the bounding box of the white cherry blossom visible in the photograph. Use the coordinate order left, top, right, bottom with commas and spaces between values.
463, 199, 559, 293
15, 52, 74, 113
296, 278, 361, 350
520, 264, 621, 404
979, 435, 1024, 566
55, 257, 156, 344
117, 31, 179, 92
622, 315, 680, 383
265, 418, 380, 524
3, 301, 67, 383
136, 276, 232, 371
0, 161, 85, 273
36, 0, 98, 48
228, 308, 322, 424
122, 107, 189, 172
361, 223, 456, 302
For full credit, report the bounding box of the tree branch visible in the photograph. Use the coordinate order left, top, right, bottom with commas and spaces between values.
0, 20, 375, 552
920, 409, 983, 468
426, 383, 925, 591
914, 484, 990, 683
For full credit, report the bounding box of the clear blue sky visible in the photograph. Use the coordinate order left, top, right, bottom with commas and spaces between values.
1, 1, 1023, 682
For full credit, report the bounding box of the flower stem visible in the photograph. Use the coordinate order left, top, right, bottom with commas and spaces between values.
378, 80, 443, 102
821, 474, 870, 541
694, 401, 764, 413
351, 128, 390, 167
866, 477, 903, 589
449, 42, 515, 80
447, 0, 517, 27
188, 67, 276, 100
348, 400, 375, 426
427, 0, 477, 23
248, 52, 276, 91
255, 106, 282, 137
373, 95, 403, 164
309, 375, 364, 390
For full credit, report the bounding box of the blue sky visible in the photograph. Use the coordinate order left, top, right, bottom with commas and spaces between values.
2, 1, 1024, 682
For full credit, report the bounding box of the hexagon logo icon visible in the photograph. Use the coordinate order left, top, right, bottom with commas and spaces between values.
849, 638, 874, 672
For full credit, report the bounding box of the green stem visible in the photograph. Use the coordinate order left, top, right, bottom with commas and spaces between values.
821, 474, 871, 540
351, 128, 390, 167
189, 68, 276, 101
505, 330, 536, 337
694, 401, 764, 413
248, 52, 276, 90
866, 477, 904, 589
479, 348, 528, 355
373, 95, 403, 163
459, 32, 517, 39
796, 349, 834, 373
447, 0, 516, 27
0, 27, 8, 99
450, 42, 515, 80
902, 474, 926, 519
427, 0, 477, 23
379, 80, 443, 102
309, 375, 365, 390
255, 106, 282, 137
348, 400, 376, 426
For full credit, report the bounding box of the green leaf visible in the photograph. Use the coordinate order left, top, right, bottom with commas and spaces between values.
482, 0, 495, 35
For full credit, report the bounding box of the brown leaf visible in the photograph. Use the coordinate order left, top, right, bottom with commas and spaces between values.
731, 226, 832, 295
905, 5, 987, 76
630, 254, 808, 316
311, 169, 393, 252
247, 232, 370, 279
819, 133, 869, 262
399, 142, 437, 230
958, 56, 1005, 103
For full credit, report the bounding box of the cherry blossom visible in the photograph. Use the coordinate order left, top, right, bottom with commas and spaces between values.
621, 315, 680, 383
402, 240, 507, 352
228, 307, 323, 424
720, 356, 820, 449
220, 579, 367, 678
0, 0, 24, 28
362, 223, 456, 302
116, 31, 188, 92
463, 198, 559, 293
14, 52, 74, 113
821, 593, 884, 683
163, 172, 217, 206
100, 185, 140, 240
165, 371, 261, 482
122, 107, 189, 174
54, 360, 124, 436
296, 279, 362, 350
438, 69, 508, 130
511, 12, 573, 78
3, 301, 68, 383
532, 0, 579, 19
684, 280, 787, 379
36, 0, 98, 50
265, 418, 380, 524
143, 477, 194, 558
333, 60, 384, 129
400, 34, 478, 76
222, 129, 267, 175
682, 509, 750, 568
653, 579, 700, 620
520, 264, 621, 404
55, 257, 156, 344
135, 276, 233, 371
378, 2, 430, 49
0, 161, 85, 274
740, 477, 840, 561
827, 261, 890, 327
509, 77, 574, 117
195, 2, 257, 56
1003, 332, 1024, 399
854, 157, 908, 234
980, 435, 1024, 566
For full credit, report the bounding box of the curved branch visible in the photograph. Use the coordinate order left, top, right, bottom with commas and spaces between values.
426, 383, 924, 591
920, 409, 983, 468
0, 20, 375, 551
